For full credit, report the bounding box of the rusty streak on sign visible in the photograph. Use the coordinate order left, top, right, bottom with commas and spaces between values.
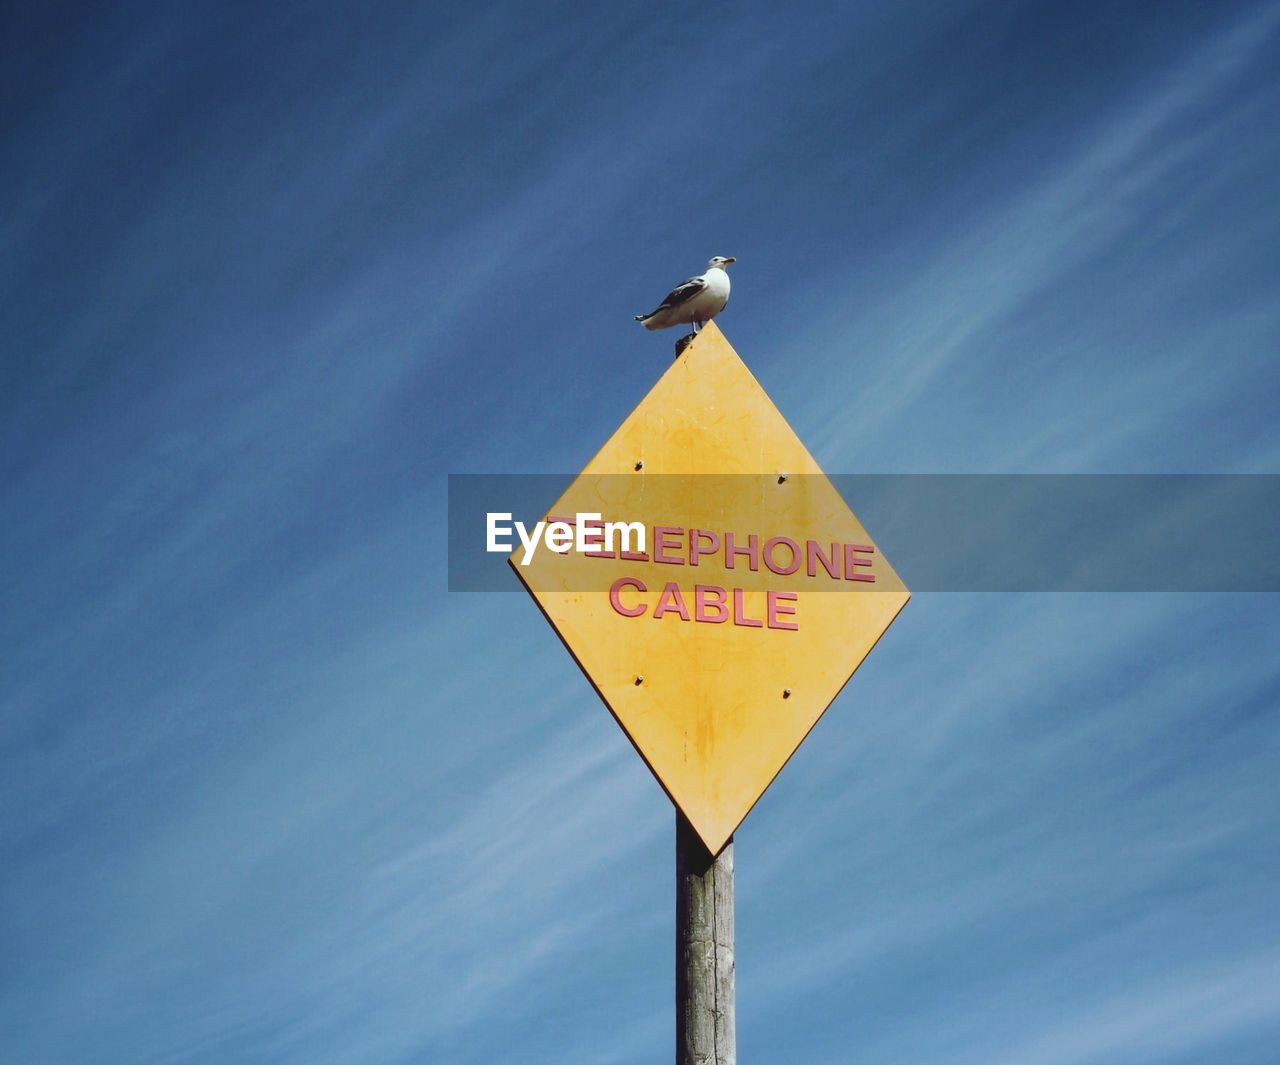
511, 322, 909, 854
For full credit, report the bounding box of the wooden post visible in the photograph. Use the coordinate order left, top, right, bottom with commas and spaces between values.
676, 812, 735, 1064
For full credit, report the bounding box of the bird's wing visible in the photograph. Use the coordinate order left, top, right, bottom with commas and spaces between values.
650, 275, 707, 313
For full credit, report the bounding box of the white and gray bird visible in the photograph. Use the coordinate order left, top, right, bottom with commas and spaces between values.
634, 256, 736, 332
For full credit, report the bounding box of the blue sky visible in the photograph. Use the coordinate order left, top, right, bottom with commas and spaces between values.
3, 2, 1279, 1062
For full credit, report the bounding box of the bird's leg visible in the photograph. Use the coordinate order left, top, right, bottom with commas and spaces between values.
691, 318, 701, 334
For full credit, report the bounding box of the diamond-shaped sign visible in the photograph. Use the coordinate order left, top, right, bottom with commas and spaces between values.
512, 322, 908, 853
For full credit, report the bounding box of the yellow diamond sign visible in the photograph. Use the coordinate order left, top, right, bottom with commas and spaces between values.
512, 322, 909, 853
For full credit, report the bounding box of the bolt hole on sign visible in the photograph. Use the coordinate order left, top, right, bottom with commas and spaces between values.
511, 323, 908, 853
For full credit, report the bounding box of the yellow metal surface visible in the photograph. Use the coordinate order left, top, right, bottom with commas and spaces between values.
512, 322, 909, 853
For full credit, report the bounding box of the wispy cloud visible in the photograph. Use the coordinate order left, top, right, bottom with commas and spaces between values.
786, 3, 1280, 472
3, 3, 1278, 1063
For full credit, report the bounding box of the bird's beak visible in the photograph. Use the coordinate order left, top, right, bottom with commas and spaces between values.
724, 257, 736, 263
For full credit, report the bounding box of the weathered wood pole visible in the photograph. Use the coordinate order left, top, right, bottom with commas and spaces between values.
676, 812, 735, 1064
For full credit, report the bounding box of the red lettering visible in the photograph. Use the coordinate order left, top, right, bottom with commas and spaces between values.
653, 582, 691, 621
725, 532, 760, 571
689, 529, 721, 566
609, 576, 647, 617
806, 539, 840, 579
767, 590, 799, 630
732, 588, 763, 627
763, 536, 800, 575
653, 526, 685, 565
844, 543, 876, 582
694, 584, 729, 623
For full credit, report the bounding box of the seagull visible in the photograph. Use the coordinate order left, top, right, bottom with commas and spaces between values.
634, 256, 736, 333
